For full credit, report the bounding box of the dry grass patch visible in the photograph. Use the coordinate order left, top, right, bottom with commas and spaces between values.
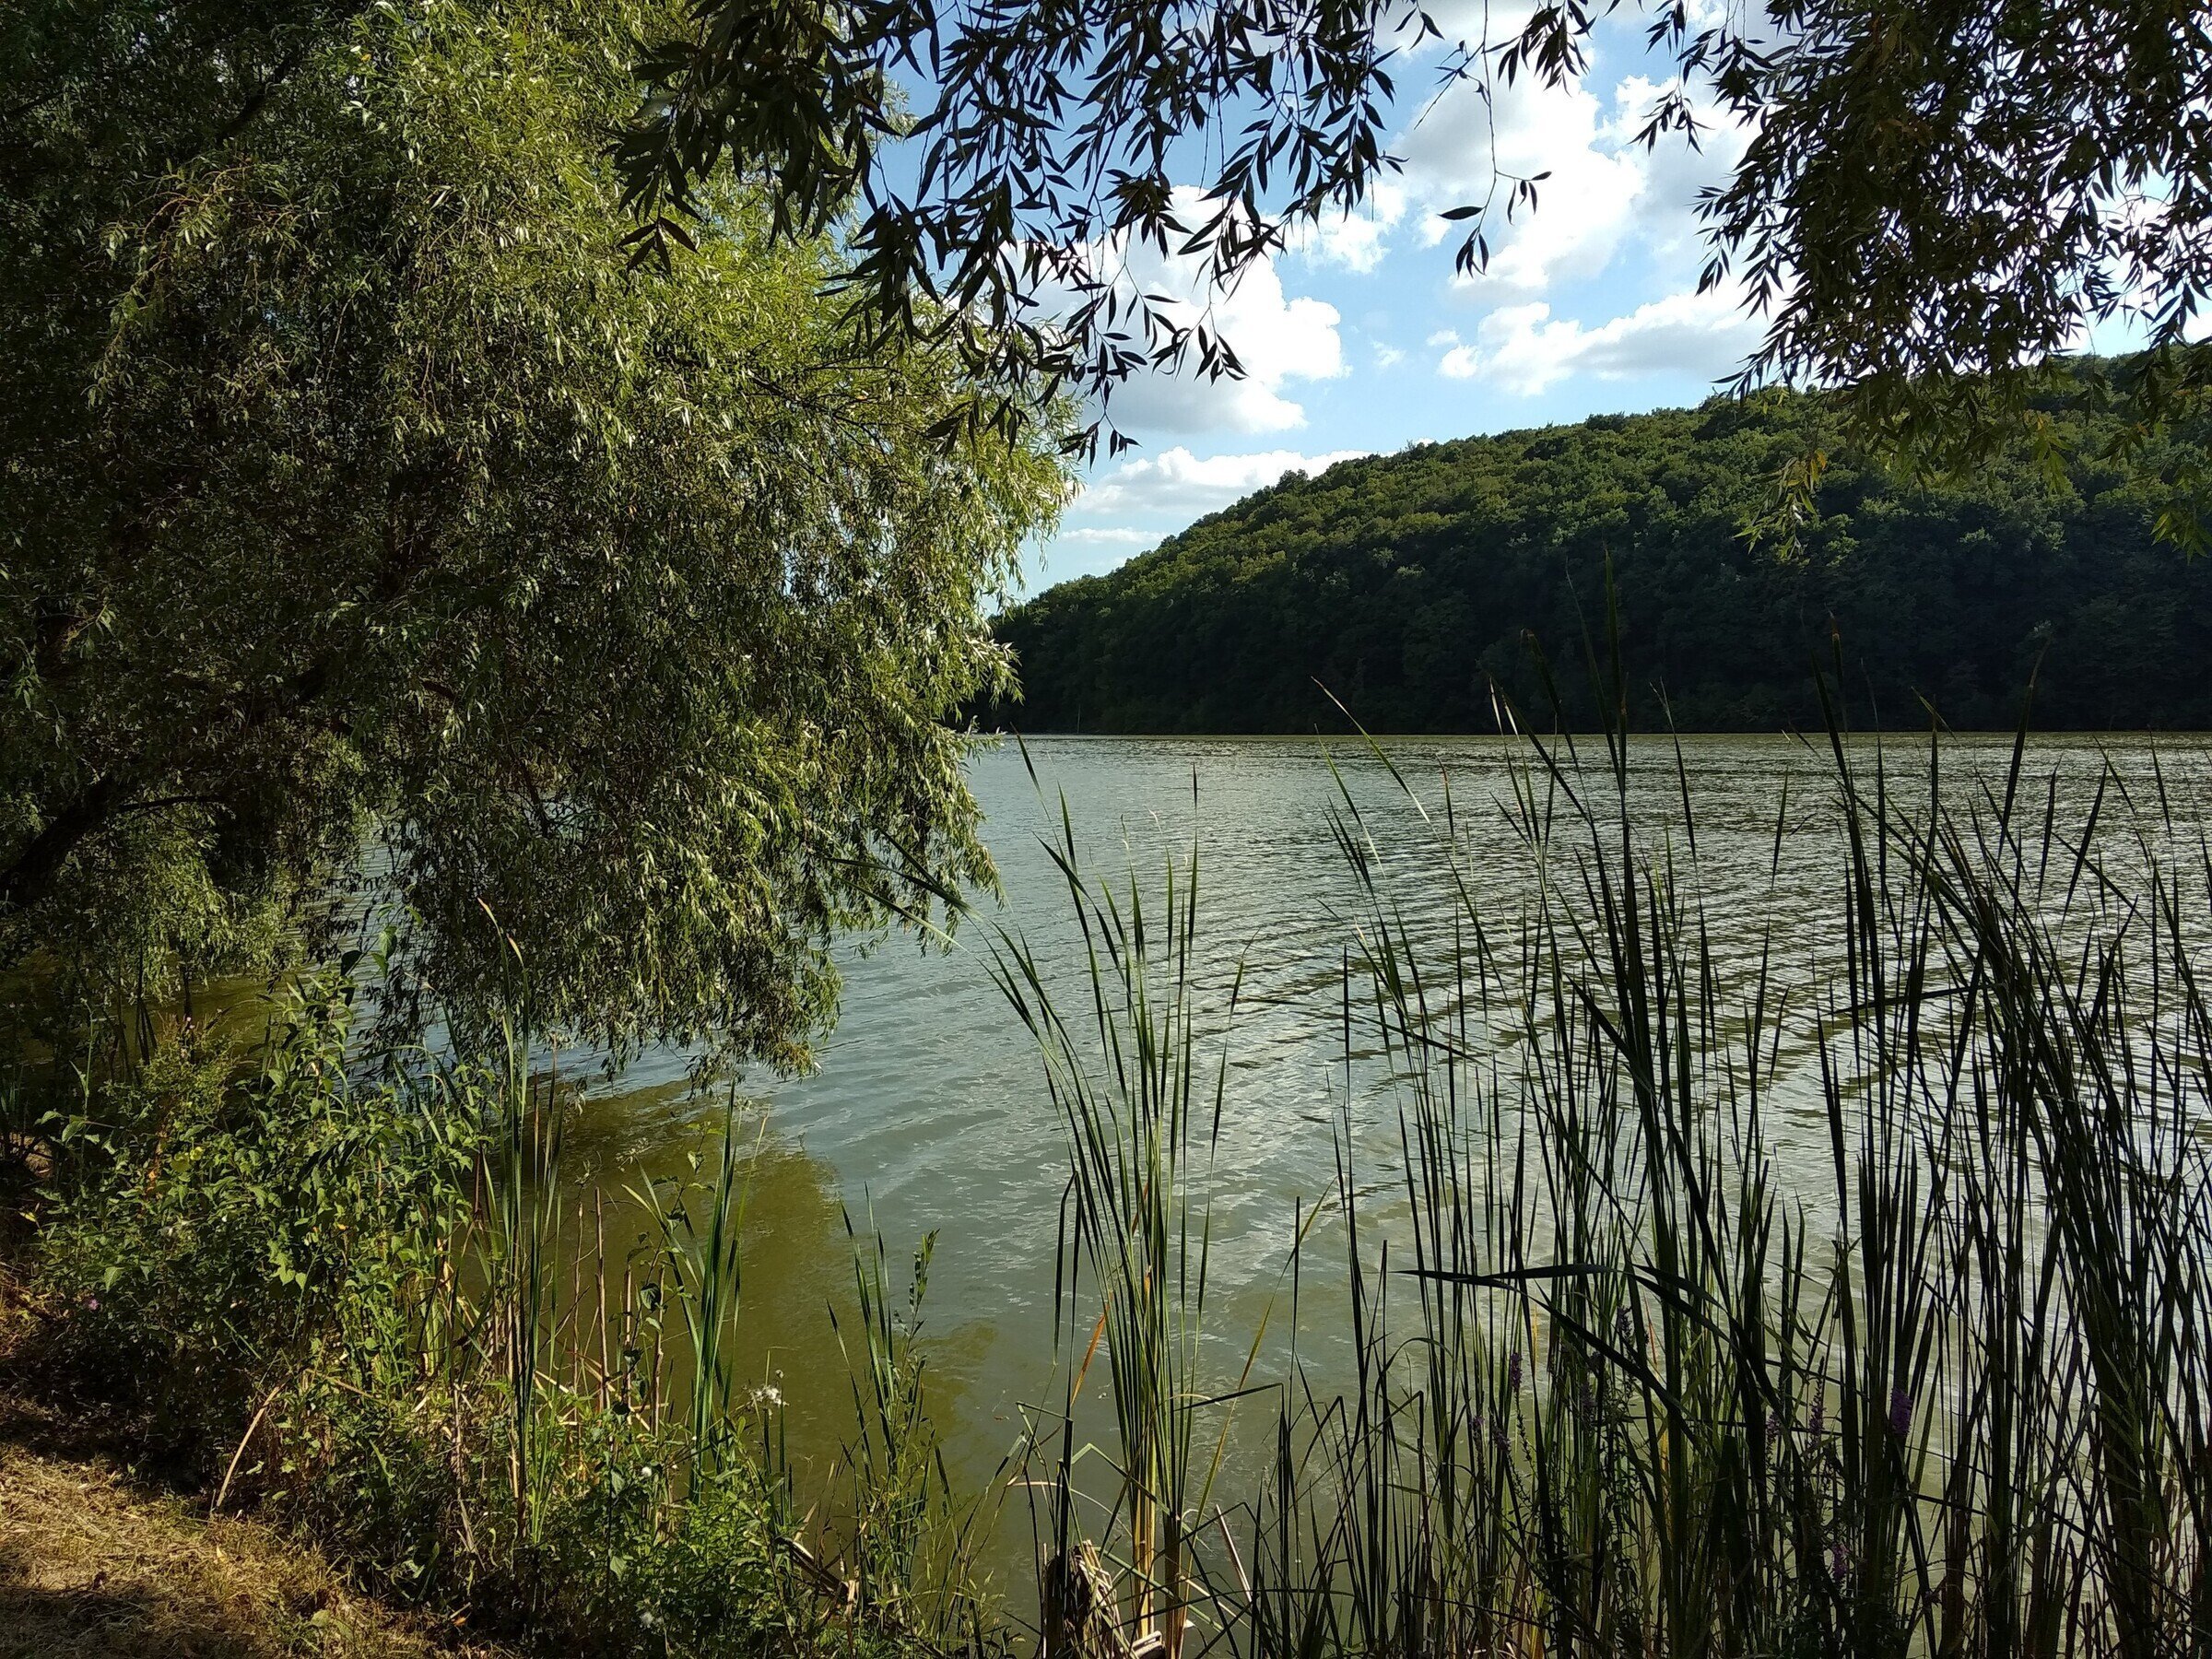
0, 1394, 512, 1659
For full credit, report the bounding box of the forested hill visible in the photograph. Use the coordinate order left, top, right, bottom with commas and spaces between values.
990, 389, 2212, 733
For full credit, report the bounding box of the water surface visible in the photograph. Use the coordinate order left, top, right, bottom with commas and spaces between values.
572, 731, 2212, 1548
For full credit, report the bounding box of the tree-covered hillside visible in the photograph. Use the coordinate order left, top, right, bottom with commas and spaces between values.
992, 388, 2212, 733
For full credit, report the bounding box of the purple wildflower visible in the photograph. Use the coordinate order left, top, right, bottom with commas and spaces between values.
1888, 1386, 1912, 1438
1830, 1538, 1851, 1583
1506, 1351, 1524, 1394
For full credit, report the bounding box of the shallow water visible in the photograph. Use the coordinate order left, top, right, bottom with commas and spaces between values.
565, 729, 2212, 1571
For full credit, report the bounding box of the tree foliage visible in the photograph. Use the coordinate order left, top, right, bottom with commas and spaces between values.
989, 380, 2212, 734
0, 0, 1067, 1062
620, 0, 2212, 485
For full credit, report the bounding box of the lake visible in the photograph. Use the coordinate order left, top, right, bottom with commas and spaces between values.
558, 728, 2212, 1565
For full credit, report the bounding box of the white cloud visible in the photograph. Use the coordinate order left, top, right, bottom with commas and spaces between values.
1076, 188, 1347, 438
1307, 17, 1753, 297
1373, 343, 1407, 370
1606, 77, 1751, 256
1437, 285, 1759, 394
1428, 327, 1485, 376
1287, 181, 1408, 274
1075, 446, 1371, 520
1409, 74, 1647, 294
1037, 445, 1372, 582
1053, 526, 1163, 549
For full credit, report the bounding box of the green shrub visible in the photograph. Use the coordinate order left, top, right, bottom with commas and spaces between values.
35, 977, 480, 1475
24, 975, 993, 1659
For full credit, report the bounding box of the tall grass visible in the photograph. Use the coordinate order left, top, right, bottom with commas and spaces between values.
994, 794, 1251, 1659
830, 1215, 1011, 1650
1008, 685, 2212, 1658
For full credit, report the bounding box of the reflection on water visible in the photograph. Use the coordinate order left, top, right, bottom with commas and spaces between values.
571, 730, 2212, 1564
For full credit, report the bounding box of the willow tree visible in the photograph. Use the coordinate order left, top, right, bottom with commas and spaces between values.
0, 0, 1066, 1062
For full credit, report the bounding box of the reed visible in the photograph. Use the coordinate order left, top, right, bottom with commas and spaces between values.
1006, 667, 2212, 1658
827, 1212, 1012, 1652
633, 1090, 753, 1486
994, 794, 1245, 1659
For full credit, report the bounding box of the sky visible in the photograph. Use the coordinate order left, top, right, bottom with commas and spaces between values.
1024, 11, 1765, 592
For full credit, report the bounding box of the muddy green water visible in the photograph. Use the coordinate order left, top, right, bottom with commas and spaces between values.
558, 731, 2212, 1574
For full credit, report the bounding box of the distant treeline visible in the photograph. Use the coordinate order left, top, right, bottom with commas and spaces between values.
989, 382, 2212, 733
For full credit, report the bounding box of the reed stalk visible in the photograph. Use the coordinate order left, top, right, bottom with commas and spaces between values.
1007, 630, 2212, 1659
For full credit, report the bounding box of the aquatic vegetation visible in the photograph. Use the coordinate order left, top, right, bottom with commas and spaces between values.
994, 791, 1249, 1659
1006, 684, 2212, 1657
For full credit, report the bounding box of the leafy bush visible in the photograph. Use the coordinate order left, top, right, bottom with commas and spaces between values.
34, 975, 481, 1477
24, 975, 1000, 1659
